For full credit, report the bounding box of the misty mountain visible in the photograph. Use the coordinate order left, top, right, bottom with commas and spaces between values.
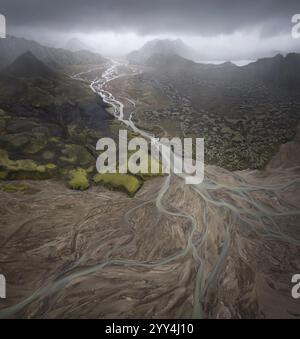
0, 36, 107, 70
145, 53, 241, 88
65, 38, 94, 53
146, 52, 300, 93
127, 38, 197, 64
146, 53, 196, 69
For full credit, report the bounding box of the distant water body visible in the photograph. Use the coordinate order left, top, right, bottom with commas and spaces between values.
196, 59, 255, 67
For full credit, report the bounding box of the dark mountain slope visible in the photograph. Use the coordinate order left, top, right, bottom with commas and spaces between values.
0, 52, 111, 127
243, 53, 300, 92
3, 51, 56, 79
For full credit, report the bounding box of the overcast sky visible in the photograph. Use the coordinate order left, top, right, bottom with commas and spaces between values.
1, 0, 300, 59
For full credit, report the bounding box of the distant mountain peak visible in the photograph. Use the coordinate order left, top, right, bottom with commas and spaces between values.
218, 61, 236, 68
127, 38, 196, 64
274, 53, 284, 59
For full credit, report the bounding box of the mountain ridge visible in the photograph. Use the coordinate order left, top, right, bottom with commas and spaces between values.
146, 51, 300, 92
0, 35, 107, 70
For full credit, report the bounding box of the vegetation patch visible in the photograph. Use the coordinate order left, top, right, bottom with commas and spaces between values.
93, 173, 141, 196
0, 171, 8, 180
0, 183, 29, 193
68, 168, 90, 191
0, 149, 57, 180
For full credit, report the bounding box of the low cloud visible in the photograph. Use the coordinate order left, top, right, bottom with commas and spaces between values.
1, 0, 299, 59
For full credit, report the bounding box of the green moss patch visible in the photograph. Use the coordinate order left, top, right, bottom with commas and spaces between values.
68, 168, 90, 191
0, 149, 57, 180
93, 173, 141, 196
0, 183, 29, 193
0, 171, 8, 180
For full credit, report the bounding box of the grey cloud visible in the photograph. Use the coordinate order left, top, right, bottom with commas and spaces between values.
1, 0, 299, 37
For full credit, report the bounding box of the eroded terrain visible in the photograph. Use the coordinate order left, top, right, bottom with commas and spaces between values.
0, 62, 300, 319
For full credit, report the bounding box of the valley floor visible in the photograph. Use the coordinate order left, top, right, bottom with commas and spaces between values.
0, 129, 299, 318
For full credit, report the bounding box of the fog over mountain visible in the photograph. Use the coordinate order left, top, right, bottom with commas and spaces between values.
65, 38, 95, 53
1, 0, 299, 60
127, 39, 197, 64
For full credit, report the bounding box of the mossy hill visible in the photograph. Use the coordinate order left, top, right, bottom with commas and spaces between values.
0, 52, 163, 196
